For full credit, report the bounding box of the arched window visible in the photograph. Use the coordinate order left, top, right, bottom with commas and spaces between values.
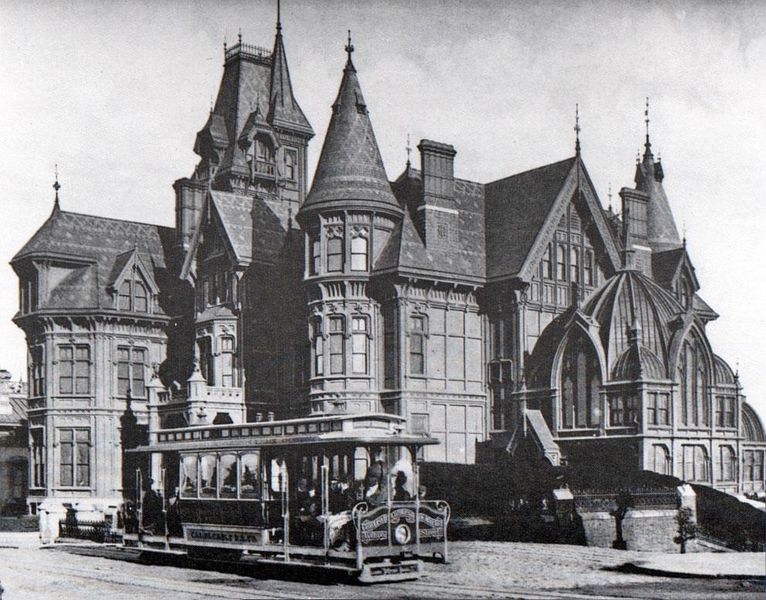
119, 281, 132, 311
677, 336, 708, 427
351, 235, 368, 271
134, 282, 148, 312
117, 275, 150, 313
717, 446, 736, 481
584, 250, 594, 286
351, 317, 368, 373
557, 244, 567, 280
570, 247, 580, 283
653, 444, 671, 475
679, 282, 691, 310
560, 330, 602, 429
327, 236, 344, 272
542, 245, 553, 279
682, 445, 709, 482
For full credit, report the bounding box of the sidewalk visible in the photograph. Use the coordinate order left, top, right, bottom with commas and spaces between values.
625, 552, 765, 579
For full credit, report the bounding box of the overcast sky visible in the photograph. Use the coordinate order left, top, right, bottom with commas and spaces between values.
1, 0, 765, 419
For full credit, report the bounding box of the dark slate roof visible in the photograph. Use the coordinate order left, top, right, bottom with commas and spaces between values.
268, 28, 313, 136
484, 157, 577, 279
692, 293, 718, 319
651, 247, 685, 288
210, 192, 254, 264
0, 394, 27, 427
12, 206, 176, 312
210, 191, 287, 266
379, 169, 485, 282
634, 148, 681, 252
302, 56, 401, 214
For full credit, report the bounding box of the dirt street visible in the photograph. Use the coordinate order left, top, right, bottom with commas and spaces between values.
0, 533, 760, 599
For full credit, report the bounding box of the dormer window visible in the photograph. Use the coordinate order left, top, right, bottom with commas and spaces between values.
118, 277, 150, 313
246, 134, 276, 179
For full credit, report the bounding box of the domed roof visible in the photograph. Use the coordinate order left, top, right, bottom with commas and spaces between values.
583, 269, 683, 377
714, 355, 737, 385
612, 339, 666, 381
742, 403, 765, 442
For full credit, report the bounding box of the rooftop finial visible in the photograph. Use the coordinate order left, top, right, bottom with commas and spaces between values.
643, 96, 653, 158
238, 29, 242, 45
607, 182, 613, 212
276, 0, 282, 32
682, 219, 687, 247
406, 133, 412, 166
345, 29, 354, 62
53, 163, 61, 208
574, 103, 581, 155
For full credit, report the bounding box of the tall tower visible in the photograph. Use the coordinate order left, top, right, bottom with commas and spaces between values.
297, 35, 403, 414
167, 10, 315, 423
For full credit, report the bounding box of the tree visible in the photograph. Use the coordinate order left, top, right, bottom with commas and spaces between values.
673, 506, 697, 553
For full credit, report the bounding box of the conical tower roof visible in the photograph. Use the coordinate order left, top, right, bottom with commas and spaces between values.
302, 41, 401, 215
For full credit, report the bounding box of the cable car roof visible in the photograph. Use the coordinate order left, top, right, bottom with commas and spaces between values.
129, 412, 439, 453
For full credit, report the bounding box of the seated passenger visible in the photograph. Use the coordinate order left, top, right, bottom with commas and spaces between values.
393, 471, 411, 502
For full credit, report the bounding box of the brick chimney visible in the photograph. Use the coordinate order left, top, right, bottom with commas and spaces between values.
417, 139, 458, 249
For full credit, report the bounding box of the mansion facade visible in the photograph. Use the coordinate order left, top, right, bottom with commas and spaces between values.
11, 14, 766, 513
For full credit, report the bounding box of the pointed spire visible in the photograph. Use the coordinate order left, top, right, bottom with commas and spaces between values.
52, 164, 61, 210
267, 3, 313, 135
574, 103, 581, 156
302, 37, 401, 215
607, 183, 613, 212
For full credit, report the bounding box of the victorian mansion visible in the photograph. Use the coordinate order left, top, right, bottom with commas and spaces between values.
11, 15, 766, 513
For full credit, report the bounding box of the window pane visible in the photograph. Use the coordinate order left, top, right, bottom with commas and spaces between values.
327, 237, 343, 272
220, 454, 237, 498
240, 453, 260, 499
351, 236, 368, 271
181, 455, 198, 498
199, 454, 217, 498
134, 282, 148, 312
119, 281, 132, 310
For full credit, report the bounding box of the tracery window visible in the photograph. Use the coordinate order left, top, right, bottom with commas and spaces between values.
560, 330, 602, 429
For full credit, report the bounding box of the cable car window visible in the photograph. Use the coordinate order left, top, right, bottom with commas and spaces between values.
200, 454, 217, 498
271, 458, 287, 493
220, 454, 237, 498
181, 455, 198, 498
240, 453, 260, 499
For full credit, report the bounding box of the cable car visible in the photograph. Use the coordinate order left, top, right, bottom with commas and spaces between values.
123, 412, 450, 583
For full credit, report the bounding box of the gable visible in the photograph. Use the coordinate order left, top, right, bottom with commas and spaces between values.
513, 158, 621, 284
